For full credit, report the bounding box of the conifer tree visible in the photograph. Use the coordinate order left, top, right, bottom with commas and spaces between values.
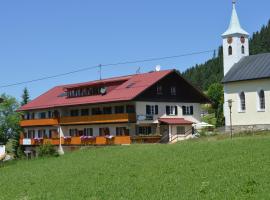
21, 87, 30, 106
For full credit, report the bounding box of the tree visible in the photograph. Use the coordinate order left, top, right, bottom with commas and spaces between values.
207, 83, 225, 127
21, 87, 30, 106
0, 94, 21, 144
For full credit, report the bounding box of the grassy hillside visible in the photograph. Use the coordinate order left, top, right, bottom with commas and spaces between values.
1, 134, 270, 200
182, 20, 270, 91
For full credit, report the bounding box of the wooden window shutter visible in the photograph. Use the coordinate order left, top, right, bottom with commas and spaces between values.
155, 105, 158, 115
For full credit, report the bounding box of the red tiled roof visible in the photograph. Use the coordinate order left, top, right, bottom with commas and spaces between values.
158, 118, 194, 125
19, 70, 174, 111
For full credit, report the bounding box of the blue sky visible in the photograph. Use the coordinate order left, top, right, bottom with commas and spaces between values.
0, 0, 269, 100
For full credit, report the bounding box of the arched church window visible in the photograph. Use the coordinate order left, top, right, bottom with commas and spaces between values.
228, 46, 232, 56
239, 92, 246, 111
259, 90, 265, 110
241, 45, 245, 54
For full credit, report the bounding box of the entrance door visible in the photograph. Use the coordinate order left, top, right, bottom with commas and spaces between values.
160, 125, 169, 143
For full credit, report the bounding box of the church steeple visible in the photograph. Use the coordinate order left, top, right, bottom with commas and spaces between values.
222, 0, 249, 37
222, 0, 249, 76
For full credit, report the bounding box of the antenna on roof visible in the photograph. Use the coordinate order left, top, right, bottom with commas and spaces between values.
136, 67, 141, 74
155, 65, 161, 72
98, 64, 102, 80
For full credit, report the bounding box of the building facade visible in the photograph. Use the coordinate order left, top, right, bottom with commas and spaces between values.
19, 69, 209, 154
222, 2, 270, 131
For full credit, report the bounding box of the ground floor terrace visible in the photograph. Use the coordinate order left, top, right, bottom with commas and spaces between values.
20, 118, 195, 147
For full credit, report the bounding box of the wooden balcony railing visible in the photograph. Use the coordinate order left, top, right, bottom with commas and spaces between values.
19, 136, 131, 146
20, 118, 59, 127
59, 113, 136, 125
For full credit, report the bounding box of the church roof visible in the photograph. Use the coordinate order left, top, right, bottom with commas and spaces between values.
223, 53, 270, 83
222, 2, 249, 37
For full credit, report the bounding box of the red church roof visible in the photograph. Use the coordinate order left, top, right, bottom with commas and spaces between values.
19, 70, 174, 111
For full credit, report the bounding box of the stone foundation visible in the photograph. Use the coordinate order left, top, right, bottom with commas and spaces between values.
225, 124, 270, 133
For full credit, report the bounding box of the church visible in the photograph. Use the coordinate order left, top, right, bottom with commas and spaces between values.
222, 1, 270, 131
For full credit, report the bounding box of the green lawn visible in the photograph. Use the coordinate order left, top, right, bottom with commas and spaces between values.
1, 134, 270, 200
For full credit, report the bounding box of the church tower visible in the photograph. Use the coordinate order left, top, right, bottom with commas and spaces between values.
222, 0, 249, 76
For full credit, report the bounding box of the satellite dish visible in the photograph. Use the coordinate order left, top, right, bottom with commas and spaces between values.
155, 65, 161, 71
100, 87, 107, 95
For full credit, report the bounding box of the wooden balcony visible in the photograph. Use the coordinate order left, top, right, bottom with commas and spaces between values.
20, 118, 59, 127
19, 136, 131, 146
59, 113, 136, 125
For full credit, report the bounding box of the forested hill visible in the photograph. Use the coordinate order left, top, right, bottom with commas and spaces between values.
182, 20, 270, 91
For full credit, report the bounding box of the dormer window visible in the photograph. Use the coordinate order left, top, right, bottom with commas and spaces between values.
228, 46, 233, 56
157, 85, 162, 95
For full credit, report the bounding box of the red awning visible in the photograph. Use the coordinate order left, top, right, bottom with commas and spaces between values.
158, 118, 193, 125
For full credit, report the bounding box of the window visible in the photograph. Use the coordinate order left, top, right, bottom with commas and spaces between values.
258, 90, 265, 111
92, 107, 102, 115
83, 128, 93, 136
146, 105, 158, 115
126, 105, 135, 113
37, 130, 46, 138
81, 109, 89, 116
182, 106, 194, 115
157, 85, 163, 95
166, 106, 178, 116
115, 106, 124, 114
25, 130, 35, 138
116, 127, 129, 136
48, 111, 52, 118
103, 107, 112, 114
99, 128, 110, 136
171, 86, 176, 96
70, 110, 79, 117
49, 129, 58, 138
176, 126, 185, 135
228, 46, 232, 55
69, 129, 78, 137
39, 112, 46, 119
239, 92, 246, 112
241, 45, 245, 54
137, 126, 152, 135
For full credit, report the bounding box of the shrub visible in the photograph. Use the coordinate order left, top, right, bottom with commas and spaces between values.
37, 143, 58, 157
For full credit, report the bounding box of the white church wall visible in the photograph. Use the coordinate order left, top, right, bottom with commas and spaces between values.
224, 79, 270, 127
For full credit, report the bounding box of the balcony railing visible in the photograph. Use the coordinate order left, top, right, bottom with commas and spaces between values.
59, 113, 136, 125
19, 136, 131, 146
20, 118, 59, 127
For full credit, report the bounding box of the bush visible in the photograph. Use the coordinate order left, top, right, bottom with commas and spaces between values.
37, 143, 58, 157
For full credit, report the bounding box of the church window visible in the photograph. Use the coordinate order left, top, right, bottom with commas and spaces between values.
239, 92, 246, 111
241, 45, 245, 54
228, 46, 233, 56
258, 90, 265, 111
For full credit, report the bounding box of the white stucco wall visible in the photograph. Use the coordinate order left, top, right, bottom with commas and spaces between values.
224, 79, 270, 126
135, 101, 201, 124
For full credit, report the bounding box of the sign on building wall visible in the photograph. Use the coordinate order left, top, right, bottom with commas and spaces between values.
23, 139, 32, 146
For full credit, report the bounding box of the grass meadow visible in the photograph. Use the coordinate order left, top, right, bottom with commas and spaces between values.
1, 133, 270, 200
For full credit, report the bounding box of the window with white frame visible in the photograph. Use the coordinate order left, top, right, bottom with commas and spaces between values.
156, 85, 163, 95
171, 86, 176, 96
182, 106, 194, 115
239, 92, 246, 112
37, 129, 46, 138
146, 105, 158, 115
69, 129, 78, 137
83, 128, 93, 136
166, 106, 178, 116
24, 130, 35, 138
258, 90, 265, 111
